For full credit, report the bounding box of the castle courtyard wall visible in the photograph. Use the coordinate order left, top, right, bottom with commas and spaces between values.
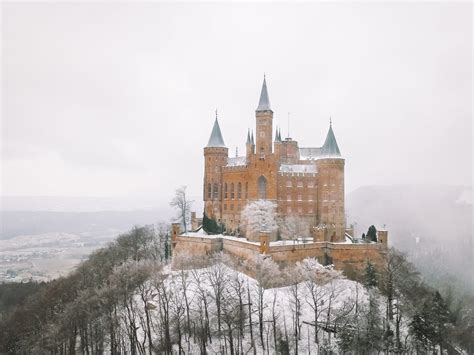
173, 235, 387, 275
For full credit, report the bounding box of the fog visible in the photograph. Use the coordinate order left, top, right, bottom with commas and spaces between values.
2, 2, 472, 205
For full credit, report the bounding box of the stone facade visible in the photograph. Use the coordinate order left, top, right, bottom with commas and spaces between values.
203, 78, 346, 241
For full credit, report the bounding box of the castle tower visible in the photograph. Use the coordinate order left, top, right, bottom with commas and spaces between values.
255, 76, 273, 159
316, 122, 345, 241
204, 115, 228, 222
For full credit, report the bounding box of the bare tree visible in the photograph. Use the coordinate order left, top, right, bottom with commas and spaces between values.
241, 200, 278, 240
170, 186, 193, 232
278, 215, 311, 241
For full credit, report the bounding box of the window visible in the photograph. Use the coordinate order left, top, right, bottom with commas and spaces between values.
207, 183, 212, 199
287, 194, 291, 201
297, 181, 303, 188
308, 207, 314, 214
238, 204, 241, 211
231, 183, 235, 199
260, 131, 265, 137
237, 182, 242, 199
213, 183, 218, 199
245, 182, 248, 199
298, 207, 302, 213
287, 207, 292, 213
259, 147, 265, 160
258, 176, 267, 199
224, 204, 227, 210
308, 195, 313, 201
308, 181, 314, 188
224, 183, 228, 199
298, 194, 302, 201
231, 204, 234, 211
286, 180, 292, 187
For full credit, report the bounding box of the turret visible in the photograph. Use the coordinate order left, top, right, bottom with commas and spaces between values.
274, 126, 282, 159
204, 115, 228, 222
246, 129, 253, 159
255, 76, 273, 159
316, 121, 345, 241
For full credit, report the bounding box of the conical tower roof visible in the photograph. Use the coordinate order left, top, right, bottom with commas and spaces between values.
256, 76, 272, 111
321, 122, 341, 157
246, 129, 251, 144
206, 118, 226, 148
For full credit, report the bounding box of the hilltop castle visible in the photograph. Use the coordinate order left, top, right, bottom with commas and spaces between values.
203, 77, 345, 242
173, 77, 388, 273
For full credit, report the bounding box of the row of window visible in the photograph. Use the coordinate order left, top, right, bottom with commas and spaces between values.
207, 182, 249, 200
207, 176, 268, 200
286, 181, 315, 188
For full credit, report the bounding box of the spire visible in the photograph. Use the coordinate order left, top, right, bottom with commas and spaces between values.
274, 126, 281, 142
278, 127, 282, 141
206, 114, 226, 148
251, 130, 254, 145
321, 120, 341, 157
256, 75, 272, 111
246, 129, 251, 144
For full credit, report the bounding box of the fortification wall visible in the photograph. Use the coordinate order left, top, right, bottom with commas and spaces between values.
222, 238, 260, 260
173, 236, 223, 257
173, 234, 387, 275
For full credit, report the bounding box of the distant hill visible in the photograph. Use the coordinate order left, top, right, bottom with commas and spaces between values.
0, 196, 175, 239
346, 184, 473, 290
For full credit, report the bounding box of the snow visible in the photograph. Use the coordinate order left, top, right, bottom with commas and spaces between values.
299, 147, 322, 160
226, 156, 247, 167
280, 164, 317, 173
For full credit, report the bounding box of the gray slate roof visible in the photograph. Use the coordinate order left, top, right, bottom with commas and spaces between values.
256, 77, 272, 111
206, 118, 226, 147
321, 124, 341, 157
299, 147, 322, 160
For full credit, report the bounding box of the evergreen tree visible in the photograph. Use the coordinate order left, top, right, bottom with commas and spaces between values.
202, 213, 221, 234
367, 225, 377, 242
364, 261, 377, 288
428, 291, 451, 351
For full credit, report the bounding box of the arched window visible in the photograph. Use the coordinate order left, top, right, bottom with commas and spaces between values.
258, 176, 267, 199
213, 183, 219, 199
224, 183, 228, 199
231, 183, 235, 199
245, 182, 249, 199
237, 182, 242, 199
207, 183, 212, 199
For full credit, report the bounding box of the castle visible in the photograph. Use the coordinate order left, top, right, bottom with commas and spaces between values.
173, 77, 388, 273
203, 76, 345, 242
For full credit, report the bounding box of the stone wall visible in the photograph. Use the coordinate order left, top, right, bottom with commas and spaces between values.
173, 234, 387, 276
173, 236, 223, 258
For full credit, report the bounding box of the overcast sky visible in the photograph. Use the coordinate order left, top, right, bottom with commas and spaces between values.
2, 2, 472, 205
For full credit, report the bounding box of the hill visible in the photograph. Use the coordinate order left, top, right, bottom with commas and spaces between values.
1, 226, 473, 354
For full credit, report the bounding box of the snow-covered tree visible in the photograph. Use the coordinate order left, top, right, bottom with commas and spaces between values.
241, 200, 277, 240
278, 215, 311, 240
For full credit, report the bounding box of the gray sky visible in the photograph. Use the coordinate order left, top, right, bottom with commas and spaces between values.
2, 2, 472, 204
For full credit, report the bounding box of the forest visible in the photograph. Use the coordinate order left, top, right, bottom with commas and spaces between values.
0, 225, 473, 354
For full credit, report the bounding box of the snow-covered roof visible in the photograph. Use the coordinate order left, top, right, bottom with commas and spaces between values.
206, 118, 226, 148
227, 156, 247, 167
256, 77, 271, 111
279, 164, 317, 173
299, 147, 322, 160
